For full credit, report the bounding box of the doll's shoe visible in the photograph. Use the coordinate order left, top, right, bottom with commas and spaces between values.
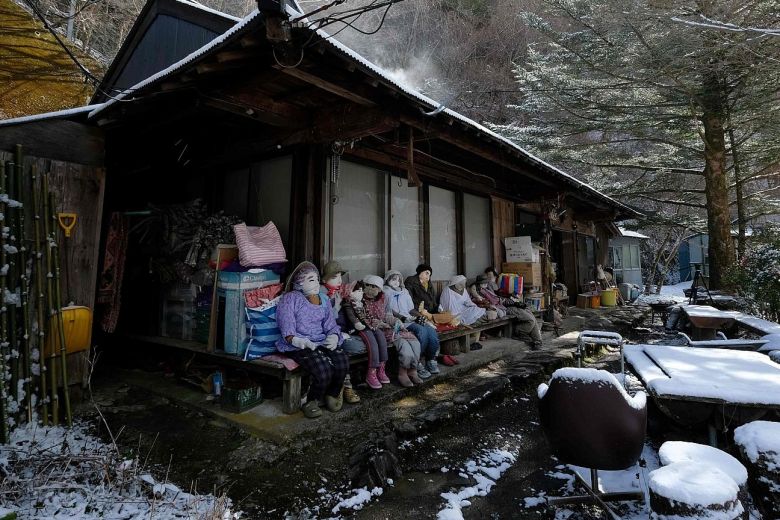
377, 362, 391, 384
302, 400, 322, 418
408, 368, 424, 385
344, 387, 361, 403
397, 367, 414, 387
366, 368, 383, 390
426, 359, 440, 374
416, 362, 432, 379
325, 390, 344, 412
470, 342, 483, 351
441, 355, 456, 367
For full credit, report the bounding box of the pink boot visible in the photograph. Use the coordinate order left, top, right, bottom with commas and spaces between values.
377, 362, 391, 384
397, 367, 413, 387
408, 367, 424, 385
366, 368, 382, 390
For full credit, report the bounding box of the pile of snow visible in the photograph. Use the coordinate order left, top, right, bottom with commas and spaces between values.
733, 420, 780, 466
437, 448, 517, 520
330, 487, 383, 515
539, 368, 646, 410
0, 423, 240, 519
659, 441, 747, 486
648, 461, 742, 512
636, 282, 690, 305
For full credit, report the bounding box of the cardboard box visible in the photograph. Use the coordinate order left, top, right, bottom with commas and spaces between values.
504, 236, 532, 252
502, 262, 542, 287
506, 247, 540, 263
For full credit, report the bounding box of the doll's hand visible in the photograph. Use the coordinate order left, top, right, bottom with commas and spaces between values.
323, 334, 339, 351
341, 332, 351, 341
291, 336, 317, 350
354, 322, 366, 331
379, 322, 392, 330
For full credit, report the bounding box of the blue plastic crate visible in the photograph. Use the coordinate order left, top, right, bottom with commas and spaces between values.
217, 270, 281, 355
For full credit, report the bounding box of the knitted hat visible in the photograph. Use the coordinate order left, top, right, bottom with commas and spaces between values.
448, 275, 467, 287
322, 261, 347, 281
416, 263, 433, 275
363, 274, 384, 289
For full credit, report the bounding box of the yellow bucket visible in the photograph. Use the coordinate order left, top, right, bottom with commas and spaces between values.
600, 289, 617, 307
44, 306, 92, 357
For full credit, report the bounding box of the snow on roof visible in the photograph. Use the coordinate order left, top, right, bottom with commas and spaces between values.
624, 344, 780, 406
175, 0, 242, 22
733, 421, 780, 465
658, 441, 747, 486
87, 6, 637, 215
619, 227, 649, 239
648, 461, 742, 509
0, 103, 104, 127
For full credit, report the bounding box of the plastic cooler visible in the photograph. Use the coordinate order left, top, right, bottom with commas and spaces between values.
218, 270, 280, 355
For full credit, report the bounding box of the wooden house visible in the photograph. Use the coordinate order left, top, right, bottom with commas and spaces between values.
0, 0, 639, 357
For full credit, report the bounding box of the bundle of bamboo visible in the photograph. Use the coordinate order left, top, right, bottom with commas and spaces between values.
0, 145, 75, 444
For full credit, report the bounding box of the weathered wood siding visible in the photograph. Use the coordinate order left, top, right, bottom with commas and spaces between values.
0, 151, 105, 310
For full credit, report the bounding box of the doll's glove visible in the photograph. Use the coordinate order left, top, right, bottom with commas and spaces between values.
323, 334, 340, 351
291, 336, 317, 350
341, 332, 351, 341
354, 322, 366, 331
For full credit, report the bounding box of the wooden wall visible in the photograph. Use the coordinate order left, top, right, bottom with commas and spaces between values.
0, 150, 105, 310
491, 196, 515, 268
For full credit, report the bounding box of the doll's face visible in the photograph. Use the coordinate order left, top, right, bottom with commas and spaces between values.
364, 284, 381, 299
486, 272, 496, 284
478, 282, 488, 291
388, 275, 401, 289
350, 287, 363, 301
300, 272, 320, 296
324, 273, 342, 288
419, 270, 431, 284
451, 282, 466, 294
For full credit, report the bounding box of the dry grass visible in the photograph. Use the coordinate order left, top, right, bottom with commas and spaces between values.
0, 0, 100, 119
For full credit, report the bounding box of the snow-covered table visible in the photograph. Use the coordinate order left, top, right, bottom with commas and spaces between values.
624, 344, 780, 444
681, 305, 735, 340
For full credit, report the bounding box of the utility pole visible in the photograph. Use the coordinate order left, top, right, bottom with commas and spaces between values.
66, 0, 77, 40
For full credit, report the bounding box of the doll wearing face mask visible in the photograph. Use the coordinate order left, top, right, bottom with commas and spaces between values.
363, 275, 424, 387
383, 270, 441, 378
342, 281, 390, 390
275, 262, 349, 418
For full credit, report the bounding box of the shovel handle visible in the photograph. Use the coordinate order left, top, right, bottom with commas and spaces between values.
57, 213, 77, 238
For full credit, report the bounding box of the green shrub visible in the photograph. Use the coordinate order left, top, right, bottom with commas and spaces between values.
726, 233, 780, 322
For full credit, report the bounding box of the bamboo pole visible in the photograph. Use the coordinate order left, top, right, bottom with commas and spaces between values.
42, 173, 58, 425
31, 165, 48, 426
15, 159, 31, 424
0, 162, 9, 443
7, 157, 19, 419
46, 175, 71, 426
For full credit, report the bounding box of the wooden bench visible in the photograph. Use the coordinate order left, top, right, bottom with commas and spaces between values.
438, 316, 516, 353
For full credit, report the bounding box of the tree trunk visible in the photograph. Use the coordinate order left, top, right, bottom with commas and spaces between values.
728, 126, 747, 258
700, 83, 735, 289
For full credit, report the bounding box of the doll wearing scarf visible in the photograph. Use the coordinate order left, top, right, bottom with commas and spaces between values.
342, 281, 390, 390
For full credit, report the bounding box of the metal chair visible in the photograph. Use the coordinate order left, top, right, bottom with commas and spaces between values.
537, 367, 647, 519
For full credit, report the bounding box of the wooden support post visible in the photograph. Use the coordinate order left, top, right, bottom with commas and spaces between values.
282, 374, 302, 414
407, 126, 420, 187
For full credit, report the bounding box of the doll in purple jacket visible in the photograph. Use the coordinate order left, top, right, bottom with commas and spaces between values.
276, 261, 349, 419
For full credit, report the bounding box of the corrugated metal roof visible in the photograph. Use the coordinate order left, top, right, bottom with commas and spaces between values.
0, 103, 104, 127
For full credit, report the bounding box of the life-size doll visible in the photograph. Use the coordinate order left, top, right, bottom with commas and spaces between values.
321, 261, 364, 403
471, 273, 543, 350
440, 274, 497, 350
383, 270, 440, 379
275, 262, 349, 419
362, 275, 424, 387
342, 281, 390, 390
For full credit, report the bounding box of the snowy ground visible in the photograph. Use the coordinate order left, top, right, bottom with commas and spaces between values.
0, 422, 240, 519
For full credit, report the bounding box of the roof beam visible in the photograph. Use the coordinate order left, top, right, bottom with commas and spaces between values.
274, 65, 376, 106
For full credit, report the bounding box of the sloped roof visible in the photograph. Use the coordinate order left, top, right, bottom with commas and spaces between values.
0, 0, 99, 119
619, 228, 650, 239
85, 5, 638, 217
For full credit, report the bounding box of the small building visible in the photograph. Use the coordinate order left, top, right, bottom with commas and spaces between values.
608, 228, 648, 286
0, 0, 639, 394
